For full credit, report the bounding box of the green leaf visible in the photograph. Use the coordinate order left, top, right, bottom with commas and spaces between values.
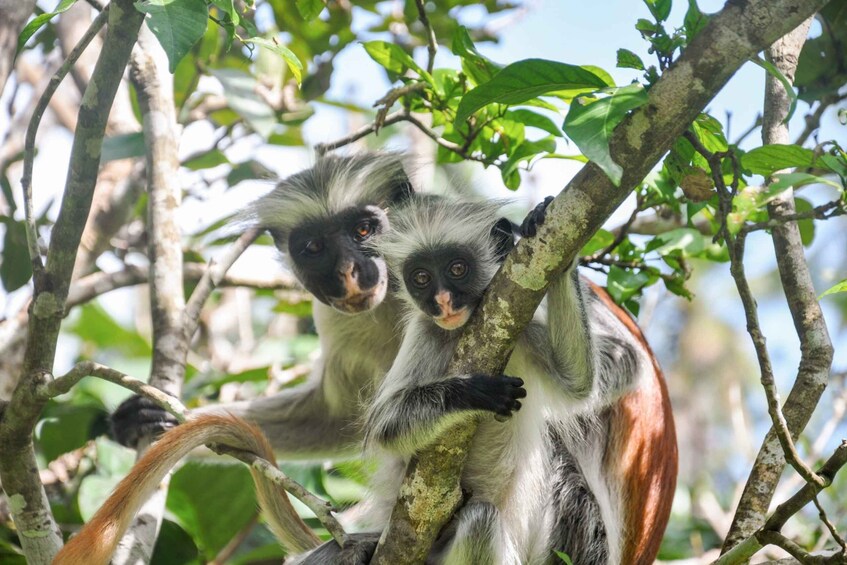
0, 219, 33, 292
209, 0, 239, 26
607, 265, 651, 303
580, 229, 615, 255
556, 550, 574, 564
768, 172, 843, 192
450, 26, 502, 85
499, 137, 557, 189
741, 144, 817, 176
683, 0, 710, 40
16, 0, 78, 55
644, 0, 672, 21
211, 69, 276, 139
167, 461, 261, 557
751, 56, 798, 123
243, 36, 304, 85
102, 132, 146, 163
820, 278, 847, 299
362, 41, 430, 81
562, 83, 649, 186
68, 304, 152, 357
794, 197, 815, 246
647, 228, 706, 257
296, 0, 325, 20
150, 520, 199, 564
456, 59, 613, 123
505, 109, 562, 137
135, 0, 209, 74
182, 149, 230, 171
616, 49, 645, 71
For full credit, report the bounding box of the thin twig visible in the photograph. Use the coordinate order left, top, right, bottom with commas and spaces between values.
315, 111, 408, 155
184, 228, 262, 338
794, 94, 847, 147
687, 129, 826, 488
414, 0, 437, 75
35, 361, 188, 422
741, 200, 845, 233
20, 5, 110, 277
214, 445, 347, 547
813, 495, 847, 552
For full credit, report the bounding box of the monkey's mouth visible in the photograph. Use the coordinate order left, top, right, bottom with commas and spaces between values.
330, 280, 387, 314
434, 308, 471, 330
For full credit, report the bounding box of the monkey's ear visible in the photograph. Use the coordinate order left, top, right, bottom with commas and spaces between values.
490, 217, 516, 261
389, 172, 414, 203
267, 228, 287, 251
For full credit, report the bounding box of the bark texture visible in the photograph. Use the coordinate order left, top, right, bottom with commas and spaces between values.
721, 16, 835, 552
0, 1, 145, 563
371, 0, 834, 562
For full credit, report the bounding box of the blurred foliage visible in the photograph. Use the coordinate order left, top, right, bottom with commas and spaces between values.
1, 0, 846, 562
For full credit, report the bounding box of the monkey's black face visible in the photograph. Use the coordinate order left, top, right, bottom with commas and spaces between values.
402, 245, 484, 331
286, 205, 390, 314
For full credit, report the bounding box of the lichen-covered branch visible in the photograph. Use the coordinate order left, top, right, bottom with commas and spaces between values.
713, 441, 847, 564
371, 0, 833, 562
35, 361, 188, 421
0, 2, 145, 562
112, 25, 187, 564
20, 5, 111, 276
723, 17, 836, 551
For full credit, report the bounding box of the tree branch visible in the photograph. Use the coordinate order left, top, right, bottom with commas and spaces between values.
0, 2, 145, 562
371, 1, 833, 562
20, 5, 111, 277
724, 16, 836, 551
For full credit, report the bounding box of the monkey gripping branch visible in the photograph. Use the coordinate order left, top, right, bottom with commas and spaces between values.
370, 0, 835, 563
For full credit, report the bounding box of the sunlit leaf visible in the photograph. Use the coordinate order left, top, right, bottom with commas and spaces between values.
211, 69, 276, 139
102, 132, 146, 163
562, 83, 648, 186
135, 0, 209, 73
456, 59, 612, 122
16, 0, 78, 55
616, 49, 645, 70
296, 0, 325, 20
362, 41, 430, 81
741, 144, 817, 176
243, 36, 304, 85
820, 278, 847, 299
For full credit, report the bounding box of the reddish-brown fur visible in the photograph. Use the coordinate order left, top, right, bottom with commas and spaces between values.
590, 283, 678, 565
52, 413, 319, 565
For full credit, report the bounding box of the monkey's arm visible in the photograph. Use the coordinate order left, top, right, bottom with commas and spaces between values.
55, 414, 319, 565
365, 321, 525, 455
112, 364, 364, 460
519, 198, 642, 404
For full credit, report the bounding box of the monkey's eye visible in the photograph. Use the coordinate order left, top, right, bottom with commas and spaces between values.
447, 260, 468, 279
411, 269, 432, 289
353, 221, 375, 241
302, 239, 324, 256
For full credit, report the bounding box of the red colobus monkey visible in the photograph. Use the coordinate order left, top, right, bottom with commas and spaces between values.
53, 414, 319, 565
357, 195, 678, 564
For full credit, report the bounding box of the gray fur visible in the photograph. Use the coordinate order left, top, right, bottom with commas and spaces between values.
363, 197, 654, 564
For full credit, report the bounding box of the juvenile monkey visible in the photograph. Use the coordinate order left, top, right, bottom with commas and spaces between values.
53, 413, 320, 565
360, 195, 677, 564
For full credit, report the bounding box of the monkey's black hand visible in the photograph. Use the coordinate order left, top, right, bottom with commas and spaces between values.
296, 532, 379, 564
110, 394, 179, 449
465, 374, 526, 419
520, 196, 554, 237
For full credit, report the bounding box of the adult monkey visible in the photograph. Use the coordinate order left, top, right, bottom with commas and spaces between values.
112, 152, 413, 464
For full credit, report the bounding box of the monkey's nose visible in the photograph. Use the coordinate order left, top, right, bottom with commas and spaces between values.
338, 263, 359, 282
435, 290, 452, 309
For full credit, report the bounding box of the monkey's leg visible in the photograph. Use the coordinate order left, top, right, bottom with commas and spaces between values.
436, 501, 500, 565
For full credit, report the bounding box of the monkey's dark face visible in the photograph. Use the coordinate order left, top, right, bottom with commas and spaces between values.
402, 245, 485, 331
286, 205, 390, 314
